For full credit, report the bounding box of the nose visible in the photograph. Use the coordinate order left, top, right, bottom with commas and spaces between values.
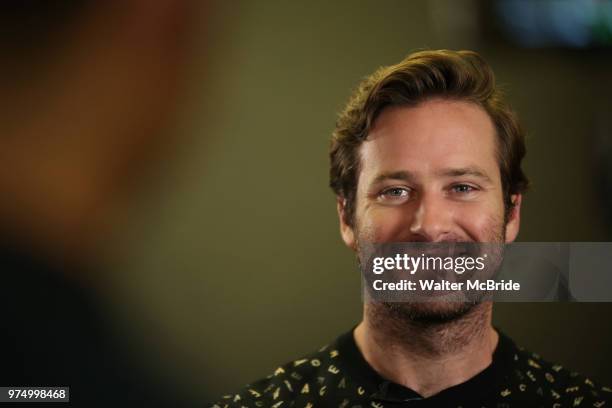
409, 193, 453, 242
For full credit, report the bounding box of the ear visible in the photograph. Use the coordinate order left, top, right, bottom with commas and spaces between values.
504, 194, 522, 243
337, 197, 357, 251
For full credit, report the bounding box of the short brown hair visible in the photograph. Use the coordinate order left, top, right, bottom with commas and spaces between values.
329, 49, 529, 226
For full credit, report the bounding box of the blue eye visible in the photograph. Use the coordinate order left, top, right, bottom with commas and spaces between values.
385, 187, 408, 197
452, 184, 476, 193
378, 187, 411, 203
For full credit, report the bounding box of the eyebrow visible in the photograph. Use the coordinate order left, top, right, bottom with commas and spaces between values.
370, 167, 493, 185
435, 167, 493, 183
371, 171, 417, 185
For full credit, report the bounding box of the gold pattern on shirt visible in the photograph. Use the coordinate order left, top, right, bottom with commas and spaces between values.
528, 359, 542, 369
526, 370, 537, 382
294, 359, 308, 367
328, 365, 340, 374
211, 333, 611, 408
248, 389, 261, 398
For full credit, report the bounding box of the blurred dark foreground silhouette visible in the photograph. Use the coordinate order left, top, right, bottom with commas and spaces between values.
0, 1, 208, 406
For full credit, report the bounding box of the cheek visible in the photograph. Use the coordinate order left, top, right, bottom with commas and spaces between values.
454, 203, 505, 241
356, 200, 506, 242
356, 206, 413, 242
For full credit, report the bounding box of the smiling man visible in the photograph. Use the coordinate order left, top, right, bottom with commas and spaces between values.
212, 50, 611, 407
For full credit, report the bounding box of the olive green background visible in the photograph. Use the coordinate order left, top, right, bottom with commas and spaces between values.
105, 1, 612, 401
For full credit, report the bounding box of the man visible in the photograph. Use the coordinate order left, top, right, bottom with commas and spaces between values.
212, 50, 611, 407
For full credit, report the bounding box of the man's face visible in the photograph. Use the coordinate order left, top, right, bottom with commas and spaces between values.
337, 98, 521, 321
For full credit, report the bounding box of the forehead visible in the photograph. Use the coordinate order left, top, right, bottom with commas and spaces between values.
359, 99, 500, 183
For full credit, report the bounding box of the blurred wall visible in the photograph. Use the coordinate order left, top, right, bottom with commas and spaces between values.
100, 0, 612, 400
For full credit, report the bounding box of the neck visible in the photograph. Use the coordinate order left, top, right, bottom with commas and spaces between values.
354, 302, 498, 397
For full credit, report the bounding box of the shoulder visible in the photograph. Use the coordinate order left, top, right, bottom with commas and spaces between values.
210, 343, 340, 408
507, 342, 612, 406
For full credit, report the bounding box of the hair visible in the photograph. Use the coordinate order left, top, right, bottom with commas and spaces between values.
329, 49, 529, 227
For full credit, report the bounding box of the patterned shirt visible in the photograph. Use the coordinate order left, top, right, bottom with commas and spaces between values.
211, 329, 611, 408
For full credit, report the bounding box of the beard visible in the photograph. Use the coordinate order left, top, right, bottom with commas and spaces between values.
357, 221, 507, 328
380, 299, 479, 325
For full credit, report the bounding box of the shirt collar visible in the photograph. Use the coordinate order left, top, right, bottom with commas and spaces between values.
331, 325, 516, 403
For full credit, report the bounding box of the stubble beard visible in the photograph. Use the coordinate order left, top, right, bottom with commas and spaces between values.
357, 220, 507, 330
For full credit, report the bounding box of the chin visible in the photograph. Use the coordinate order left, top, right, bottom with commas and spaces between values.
382, 300, 479, 325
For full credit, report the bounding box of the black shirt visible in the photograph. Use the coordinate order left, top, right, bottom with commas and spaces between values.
212, 329, 611, 408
